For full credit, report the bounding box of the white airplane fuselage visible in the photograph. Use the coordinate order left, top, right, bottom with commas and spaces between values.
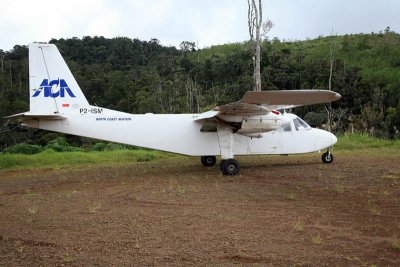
23, 106, 336, 157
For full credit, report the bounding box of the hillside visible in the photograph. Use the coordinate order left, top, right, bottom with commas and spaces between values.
0, 31, 399, 149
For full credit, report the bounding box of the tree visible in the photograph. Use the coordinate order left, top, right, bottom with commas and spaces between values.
247, 0, 273, 91
323, 29, 348, 134
179, 41, 196, 53
325, 28, 336, 132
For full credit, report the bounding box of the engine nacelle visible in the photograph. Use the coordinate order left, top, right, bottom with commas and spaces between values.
237, 111, 286, 134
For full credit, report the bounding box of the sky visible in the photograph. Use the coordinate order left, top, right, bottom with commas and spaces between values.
0, 0, 399, 51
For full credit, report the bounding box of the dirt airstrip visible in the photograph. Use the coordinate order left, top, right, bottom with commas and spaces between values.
0, 153, 399, 266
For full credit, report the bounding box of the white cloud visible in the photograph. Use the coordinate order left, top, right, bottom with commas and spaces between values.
0, 0, 399, 51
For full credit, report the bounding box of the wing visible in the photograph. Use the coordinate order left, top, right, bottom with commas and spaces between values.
195, 89, 341, 119
218, 90, 341, 116
240, 90, 341, 108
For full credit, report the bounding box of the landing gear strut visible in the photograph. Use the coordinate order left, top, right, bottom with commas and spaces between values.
220, 159, 240, 176
322, 149, 334, 164
201, 156, 217, 167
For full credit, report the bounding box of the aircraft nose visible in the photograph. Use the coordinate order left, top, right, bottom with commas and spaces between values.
314, 129, 338, 150
331, 133, 338, 145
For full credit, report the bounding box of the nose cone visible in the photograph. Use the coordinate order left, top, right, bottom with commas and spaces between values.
331, 133, 338, 145
314, 129, 338, 150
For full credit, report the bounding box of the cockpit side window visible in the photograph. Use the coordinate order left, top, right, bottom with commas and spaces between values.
293, 118, 311, 131
277, 123, 291, 132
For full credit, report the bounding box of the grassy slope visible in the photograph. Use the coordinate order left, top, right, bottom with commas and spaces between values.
0, 135, 399, 171
194, 33, 400, 90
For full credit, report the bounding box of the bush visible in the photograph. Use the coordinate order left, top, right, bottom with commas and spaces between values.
45, 137, 81, 152
92, 142, 107, 151
3, 143, 43, 154
104, 143, 126, 151
135, 153, 156, 162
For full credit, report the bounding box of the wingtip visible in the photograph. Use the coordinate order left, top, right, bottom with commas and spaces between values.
334, 92, 342, 101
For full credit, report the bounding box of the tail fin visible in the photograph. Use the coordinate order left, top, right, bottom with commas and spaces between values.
29, 43, 89, 115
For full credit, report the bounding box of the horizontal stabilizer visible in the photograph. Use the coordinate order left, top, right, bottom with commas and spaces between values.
4, 112, 65, 120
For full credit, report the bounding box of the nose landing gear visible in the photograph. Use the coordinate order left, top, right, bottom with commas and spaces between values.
322, 149, 334, 164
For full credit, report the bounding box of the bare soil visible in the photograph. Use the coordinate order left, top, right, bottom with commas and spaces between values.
0, 154, 399, 266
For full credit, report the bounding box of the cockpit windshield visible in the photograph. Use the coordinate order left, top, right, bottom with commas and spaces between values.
276, 114, 311, 132
293, 117, 311, 131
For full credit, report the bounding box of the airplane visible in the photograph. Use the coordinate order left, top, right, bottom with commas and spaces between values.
6, 43, 341, 176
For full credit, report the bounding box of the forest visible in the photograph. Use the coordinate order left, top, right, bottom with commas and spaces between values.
0, 29, 400, 150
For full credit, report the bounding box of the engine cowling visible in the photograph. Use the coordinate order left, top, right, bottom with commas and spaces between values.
217, 111, 288, 135
237, 112, 285, 134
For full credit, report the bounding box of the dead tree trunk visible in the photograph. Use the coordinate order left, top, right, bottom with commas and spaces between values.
325, 29, 336, 132
247, 0, 273, 91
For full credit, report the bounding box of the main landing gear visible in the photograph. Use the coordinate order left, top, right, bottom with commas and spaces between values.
321, 149, 334, 164
220, 159, 240, 176
201, 156, 217, 167
201, 156, 240, 176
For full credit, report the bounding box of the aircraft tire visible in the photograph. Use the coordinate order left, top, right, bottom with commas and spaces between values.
201, 156, 217, 167
220, 160, 227, 175
322, 152, 334, 164
221, 159, 240, 176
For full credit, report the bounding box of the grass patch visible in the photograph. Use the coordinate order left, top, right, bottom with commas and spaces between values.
293, 220, 304, 232
382, 171, 400, 180
27, 206, 38, 215
88, 202, 102, 214
369, 205, 382, 216
334, 184, 345, 193
286, 192, 296, 201
0, 149, 169, 171
335, 134, 400, 152
390, 238, 400, 251
61, 254, 75, 263
311, 235, 323, 245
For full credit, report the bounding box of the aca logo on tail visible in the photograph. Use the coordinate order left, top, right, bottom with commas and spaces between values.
32, 79, 76, 98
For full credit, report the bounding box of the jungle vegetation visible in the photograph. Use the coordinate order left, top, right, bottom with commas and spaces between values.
0, 28, 399, 150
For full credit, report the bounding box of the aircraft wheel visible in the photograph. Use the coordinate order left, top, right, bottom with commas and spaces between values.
201, 156, 216, 167
220, 160, 227, 175
322, 152, 334, 164
220, 159, 240, 176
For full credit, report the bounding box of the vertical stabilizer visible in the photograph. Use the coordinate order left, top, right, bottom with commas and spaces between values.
29, 43, 89, 114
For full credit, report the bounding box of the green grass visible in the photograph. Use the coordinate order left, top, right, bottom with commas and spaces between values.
390, 238, 400, 251
0, 149, 169, 171
335, 134, 400, 155
1, 134, 398, 171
